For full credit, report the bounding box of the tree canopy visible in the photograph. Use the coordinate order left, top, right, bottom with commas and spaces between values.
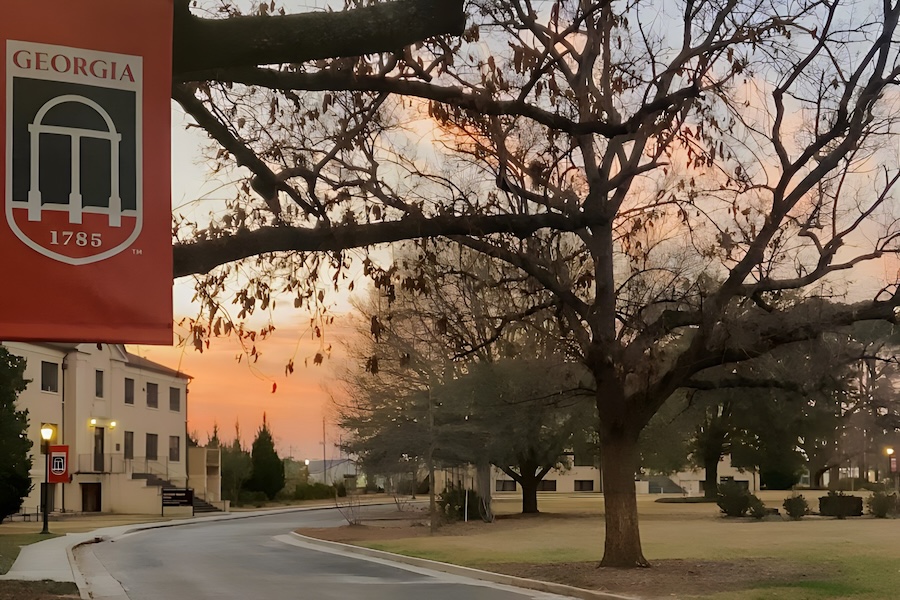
0, 348, 32, 523
174, 0, 900, 567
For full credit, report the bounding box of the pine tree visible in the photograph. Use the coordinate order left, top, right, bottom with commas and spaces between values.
220, 421, 250, 504
246, 414, 285, 501
0, 347, 32, 523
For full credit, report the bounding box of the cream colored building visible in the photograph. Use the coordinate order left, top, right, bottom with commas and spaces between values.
5, 342, 206, 515
490, 454, 756, 496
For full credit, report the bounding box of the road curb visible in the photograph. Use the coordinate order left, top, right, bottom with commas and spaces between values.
291, 533, 639, 600
66, 539, 94, 600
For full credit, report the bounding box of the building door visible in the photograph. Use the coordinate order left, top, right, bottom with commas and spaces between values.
81, 483, 101, 512
93, 427, 104, 472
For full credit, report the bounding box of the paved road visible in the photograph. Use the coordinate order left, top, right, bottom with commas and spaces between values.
90, 506, 573, 600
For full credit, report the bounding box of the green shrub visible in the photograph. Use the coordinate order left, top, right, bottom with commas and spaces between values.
334, 481, 347, 498
437, 486, 481, 522
237, 490, 268, 507
782, 495, 809, 520
293, 482, 336, 501
717, 482, 752, 517
760, 468, 802, 490
748, 495, 767, 520
819, 491, 863, 518
866, 492, 899, 518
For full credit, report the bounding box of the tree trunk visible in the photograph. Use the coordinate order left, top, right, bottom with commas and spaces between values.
599, 428, 648, 567
476, 462, 494, 522
703, 453, 721, 499
828, 465, 840, 488
520, 477, 539, 514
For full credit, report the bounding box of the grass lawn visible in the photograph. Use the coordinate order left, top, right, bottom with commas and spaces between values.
335, 491, 900, 600
0, 532, 56, 574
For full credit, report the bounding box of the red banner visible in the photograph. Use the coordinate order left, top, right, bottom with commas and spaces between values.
0, 0, 173, 344
48, 444, 68, 484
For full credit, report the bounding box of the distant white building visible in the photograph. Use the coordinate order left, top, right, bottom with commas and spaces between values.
432, 452, 756, 497
305, 458, 357, 487
4, 342, 220, 515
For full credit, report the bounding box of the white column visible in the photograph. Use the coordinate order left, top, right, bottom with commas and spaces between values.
69, 135, 82, 224
108, 134, 122, 227
27, 126, 42, 221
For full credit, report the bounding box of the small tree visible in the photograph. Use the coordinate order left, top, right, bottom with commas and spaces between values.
0, 347, 32, 523
221, 421, 251, 504
246, 414, 285, 501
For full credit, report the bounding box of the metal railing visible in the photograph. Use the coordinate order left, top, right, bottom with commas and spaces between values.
75, 453, 126, 474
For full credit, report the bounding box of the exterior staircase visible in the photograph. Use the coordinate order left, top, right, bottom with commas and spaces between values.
131, 472, 174, 488
647, 475, 686, 494
133, 472, 220, 513
192, 496, 221, 514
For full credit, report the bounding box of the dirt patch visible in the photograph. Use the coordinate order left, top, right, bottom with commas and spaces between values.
482, 559, 834, 599
0, 580, 80, 600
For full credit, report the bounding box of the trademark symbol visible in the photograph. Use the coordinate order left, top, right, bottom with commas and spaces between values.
132, 248, 142, 255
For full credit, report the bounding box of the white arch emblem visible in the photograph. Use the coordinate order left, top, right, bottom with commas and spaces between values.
27, 94, 123, 227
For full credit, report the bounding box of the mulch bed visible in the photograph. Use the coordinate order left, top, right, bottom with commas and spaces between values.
0, 580, 80, 600
482, 558, 835, 599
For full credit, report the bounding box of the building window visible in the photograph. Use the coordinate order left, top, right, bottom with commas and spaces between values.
496, 479, 516, 492
146, 383, 158, 409
537, 480, 557, 492
169, 387, 181, 412
95, 370, 104, 397
146, 433, 158, 461
574, 480, 594, 492
124, 378, 135, 405
169, 436, 181, 462
41, 361, 58, 392
124, 431, 134, 460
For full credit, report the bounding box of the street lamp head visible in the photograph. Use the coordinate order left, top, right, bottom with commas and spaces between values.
887, 447, 895, 456
40, 424, 54, 441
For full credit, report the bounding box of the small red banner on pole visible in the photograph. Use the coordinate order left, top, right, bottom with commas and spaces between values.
48, 444, 68, 483
0, 0, 173, 344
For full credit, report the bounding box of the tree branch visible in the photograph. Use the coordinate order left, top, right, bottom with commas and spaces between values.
173, 212, 598, 278
175, 66, 701, 138
172, 0, 465, 76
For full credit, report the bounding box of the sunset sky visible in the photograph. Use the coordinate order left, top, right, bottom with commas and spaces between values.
127, 111, 363, 461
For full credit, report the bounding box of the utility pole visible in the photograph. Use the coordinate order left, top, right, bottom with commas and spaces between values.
322, 418, 328, 485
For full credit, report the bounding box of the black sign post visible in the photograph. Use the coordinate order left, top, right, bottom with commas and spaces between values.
161, 488, 194, 516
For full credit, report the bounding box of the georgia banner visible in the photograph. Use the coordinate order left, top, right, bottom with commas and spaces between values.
0, 0, 173, 344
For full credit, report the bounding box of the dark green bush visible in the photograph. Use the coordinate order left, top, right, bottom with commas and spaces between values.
760, 468, 802, 490
237, 490, 268, 507
782, 495, 809, 520
334, 481, 347, 498
748, 496, 767, 520
437, 486, 481, 522
866, 492, 899, 518
819, 491, 863, 518
293, 482, 336, 501
717, 481, 753, 517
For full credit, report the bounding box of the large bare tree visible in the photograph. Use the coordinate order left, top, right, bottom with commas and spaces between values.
173, 0, 900, 567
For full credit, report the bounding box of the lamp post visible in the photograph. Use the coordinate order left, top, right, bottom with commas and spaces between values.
887, 448, 897, 493
40, 424, 54, 535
